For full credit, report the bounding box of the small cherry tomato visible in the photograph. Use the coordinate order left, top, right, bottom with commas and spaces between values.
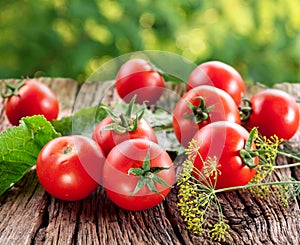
92, 116, 157, 156
103, 139, 175, 211
115, 59, 166, 105
92, 97, 157, 156
172, 85, 241, 147
187, 61, 246, 105
243, 89, 300, 140
3, 79, 59, 125
36, 135, 106, 201
192, 121, 258, 190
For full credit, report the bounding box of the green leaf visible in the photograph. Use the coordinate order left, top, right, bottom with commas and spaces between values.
144, 108, 173, 128
112, 103, 181, 152
51, 105, 107, 137
155, 129, 183, 153
113, 103, 173, 129
0, 115, 61, 196
245, 127, 258, 151
53, 103, 181, 152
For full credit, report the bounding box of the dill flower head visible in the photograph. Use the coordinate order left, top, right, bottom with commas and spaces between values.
249, 132, 283, 196
177, 139, 230, 241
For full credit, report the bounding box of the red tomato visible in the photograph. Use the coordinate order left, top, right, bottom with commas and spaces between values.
92, 116, 158, 156
192, 121, 258, 189
172, 85, 241, 147
115, 59, 166, 105
36, 135, 106, 201
244, 89, 300, 140
4, 79, 59, 125
103, 139, 175, 211
187, 61, 246, 105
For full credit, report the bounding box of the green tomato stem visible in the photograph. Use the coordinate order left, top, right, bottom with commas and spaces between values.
1, 80, 26, 98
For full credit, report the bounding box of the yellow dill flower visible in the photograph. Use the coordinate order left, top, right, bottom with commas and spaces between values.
178, 131, 300, 243
209, 221, 231, 242
203, 156, 221, 180
249, 132, 283, 197
185, 139, 200, 162
177, 138, 229, 241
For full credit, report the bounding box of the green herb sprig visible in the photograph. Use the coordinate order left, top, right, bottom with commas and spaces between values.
177, 128, 300, 242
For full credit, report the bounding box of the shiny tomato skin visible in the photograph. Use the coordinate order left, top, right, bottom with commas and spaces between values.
36, 135, 106, 201
172, 85, 241, 147
92, 116, 158, 156
187, 61, 246, 105
116, 58, 153, 77
115, 59, 166, 105
5, 79, 59, 125
245, 89, 300, 140
192, 121, 257, 190
103, 139, 175, 211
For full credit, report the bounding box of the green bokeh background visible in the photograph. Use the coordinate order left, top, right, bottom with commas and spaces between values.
1, 0, 300, 86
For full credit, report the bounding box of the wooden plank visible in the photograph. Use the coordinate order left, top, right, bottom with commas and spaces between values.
0, 78, 300, 244
0, 78, 79, 245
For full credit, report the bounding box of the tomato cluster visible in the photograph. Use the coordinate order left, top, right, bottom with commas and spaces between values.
172, 85, 241, 147
3, 58, 299, 210
172, 60, 299, 189
36, 95, 175, 208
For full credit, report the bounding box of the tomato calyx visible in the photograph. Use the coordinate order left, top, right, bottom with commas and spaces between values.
100, 95, 146, 134
128, 147, 173, 198
239, 97, 252, 125
240, 127, 259, 168
184, 96, 215, 124
1, 80, 26, 98
62, 145, 74, 154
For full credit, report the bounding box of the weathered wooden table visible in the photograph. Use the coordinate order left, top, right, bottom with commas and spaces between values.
0, 78, 300, 245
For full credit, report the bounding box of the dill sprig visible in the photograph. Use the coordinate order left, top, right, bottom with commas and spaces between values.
177, 128, 300, 242
248, 130, 300, 205
177, 139, 230, 242
248, 133, 283, 197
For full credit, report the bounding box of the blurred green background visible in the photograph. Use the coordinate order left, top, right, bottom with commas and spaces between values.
1, 0, 300, 86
